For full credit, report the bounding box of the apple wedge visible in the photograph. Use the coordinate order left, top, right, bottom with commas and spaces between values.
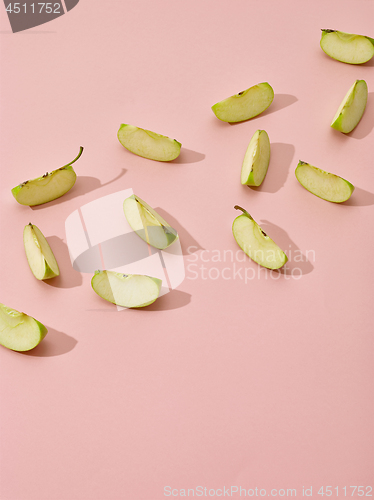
118, 124, 181, 161
91, 271, 162, 308
232, 206, 287, 270
295, 161, 354, 203
211, 83, 274, 123
320, 29, 374, 64
331, 80, 368, 133
123, 194, 178, 249
12, 147, 83, 206
23, 223, 60, 280
0, 303, 48, 351
241, 130, 270, 186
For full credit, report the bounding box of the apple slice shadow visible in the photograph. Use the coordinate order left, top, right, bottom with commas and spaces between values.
259, 220, 314, 276
345, 92, 374, 140
154, 207, 204, 256
170, 148, 205, 164
362, 57, 374, 67
340, 187, 374, 207
136, 289, 192, 311
247, 143, 295, 193
43, 236, 83, 288
31, 169, 127, 210
87, 290, 192, 312
227, 94, 298, 125
20, 329, 77, 357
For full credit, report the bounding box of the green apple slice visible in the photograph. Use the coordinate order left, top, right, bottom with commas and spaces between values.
320, 30, 374, 64
118, 124, 181, 161
91, 271, 162, 308
295, 161, 354, 203
12, 147, 83, 206
123, 194, 178, 249
23, 223, 60, 280
241, 130, 270, 186
211, 83, 274, 123
232, 206, 287, 270
0, 303, 48, 351
331, 80, 368, 133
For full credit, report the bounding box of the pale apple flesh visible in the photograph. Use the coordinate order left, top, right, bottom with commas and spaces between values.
320, 30, 374, 64
11, 147, 83, 206
123, 195, 178, 249
0, 303, 48, 351
211, 83, 274, 123
23, 223, 60, 280
91, 271, 162, 308
241, 130, 270, 186
118, 124, 181, 161
331, 80, 368, 133
232, 206, 288, 270
295, 161, 354, 203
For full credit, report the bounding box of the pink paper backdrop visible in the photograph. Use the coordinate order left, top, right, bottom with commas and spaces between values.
0, 1, 373, 499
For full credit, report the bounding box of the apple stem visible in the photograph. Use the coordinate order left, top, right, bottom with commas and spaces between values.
64, 146, 84, 168
234, 205, 253, 219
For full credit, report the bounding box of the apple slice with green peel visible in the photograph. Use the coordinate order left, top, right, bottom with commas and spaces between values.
241, 130, 270, 186
0, 303, 48, 351
331, 80, 368, 133
232, 206, 287, 270
320, 30, 374, 64
118, 124, 181, 161
23, 223, 60, 280
11, 147, 83, 206
123, 194, 178, 249
91, 271, 162, 308
211, 83, 274, 123
295, 161, 354, 203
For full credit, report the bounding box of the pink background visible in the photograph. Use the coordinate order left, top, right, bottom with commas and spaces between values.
0, 1, 373, 499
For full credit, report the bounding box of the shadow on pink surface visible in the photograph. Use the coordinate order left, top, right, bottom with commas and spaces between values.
260, 93, 298, 118
31, 169, 127, 210
44, 236, 82, 288
226, 94, 298, 125
341, 187, 374, 207
140, 289, 191, 311
154, 207, 204, 256
247, 142, 295, 193
346, 92, 374, 139
87, 289, 192, 312
170, 147, 205, 164
117, 143, 205, 164
260, 220, 314, 276
20, 328, 77, 357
